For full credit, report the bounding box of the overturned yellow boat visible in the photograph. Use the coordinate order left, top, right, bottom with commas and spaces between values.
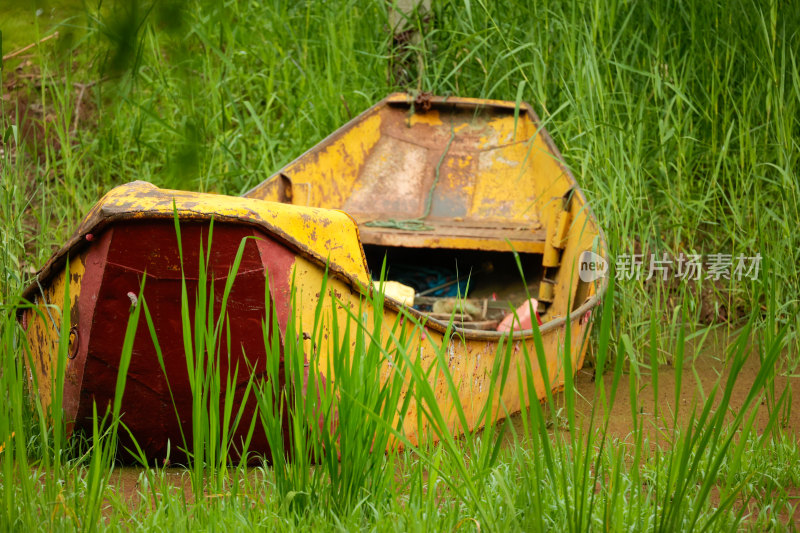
21, 94, 607, 459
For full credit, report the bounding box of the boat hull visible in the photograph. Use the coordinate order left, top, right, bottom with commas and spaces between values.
21, 212, 594, 461
20, 93, 607, 461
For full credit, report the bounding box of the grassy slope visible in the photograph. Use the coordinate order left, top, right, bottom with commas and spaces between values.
0, 1, 85, 56
1, 0, 799, 530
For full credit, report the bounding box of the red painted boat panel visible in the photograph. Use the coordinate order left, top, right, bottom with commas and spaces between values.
72, 220, 316, 461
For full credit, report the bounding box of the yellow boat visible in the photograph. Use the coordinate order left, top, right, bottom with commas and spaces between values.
20, 93, 607, 459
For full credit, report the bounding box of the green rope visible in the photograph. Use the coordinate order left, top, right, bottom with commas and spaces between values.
365, 123, 457, 231
364, 217, 434, 231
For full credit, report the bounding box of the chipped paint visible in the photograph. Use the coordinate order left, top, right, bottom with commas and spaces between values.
23, 253, 85, 422
282, 113, 383, 209
245, 93, 582, 261
409, 109, 443, 127
290, 249, 595, 449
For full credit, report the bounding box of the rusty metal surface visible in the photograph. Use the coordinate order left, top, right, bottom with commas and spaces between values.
244, 92, 580, 253
23, 253, 86, 428
244, 92, 608, 328
359, 221, 547, 253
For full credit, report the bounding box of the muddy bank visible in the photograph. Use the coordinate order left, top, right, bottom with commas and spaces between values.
503, 328, 798, 442
564, 329, 800, 442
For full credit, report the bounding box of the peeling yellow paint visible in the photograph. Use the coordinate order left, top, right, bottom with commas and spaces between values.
82, 182, 372, 287
283, 113, 383, 209
24, 254, 85, 418
242, 92, 604, 328
290, 254, 593, 449
468, 135, 568, 223
409, 110, 443, 127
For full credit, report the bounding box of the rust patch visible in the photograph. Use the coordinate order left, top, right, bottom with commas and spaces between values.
414, 91, 433, 113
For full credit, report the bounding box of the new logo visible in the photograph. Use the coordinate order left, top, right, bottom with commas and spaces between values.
579, 251, 608, 282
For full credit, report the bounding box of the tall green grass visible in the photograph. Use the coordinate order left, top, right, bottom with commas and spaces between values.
132, 216, 260, 500
0, 231, 794, 530
252, 262, 418, 516
0, 265, 142, 530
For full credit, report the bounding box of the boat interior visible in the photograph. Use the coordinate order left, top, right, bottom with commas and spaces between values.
362, 244, 544, 330
245, 94, 600, 331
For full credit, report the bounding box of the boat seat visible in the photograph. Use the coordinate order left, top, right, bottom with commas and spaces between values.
357, 219, 546, 253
